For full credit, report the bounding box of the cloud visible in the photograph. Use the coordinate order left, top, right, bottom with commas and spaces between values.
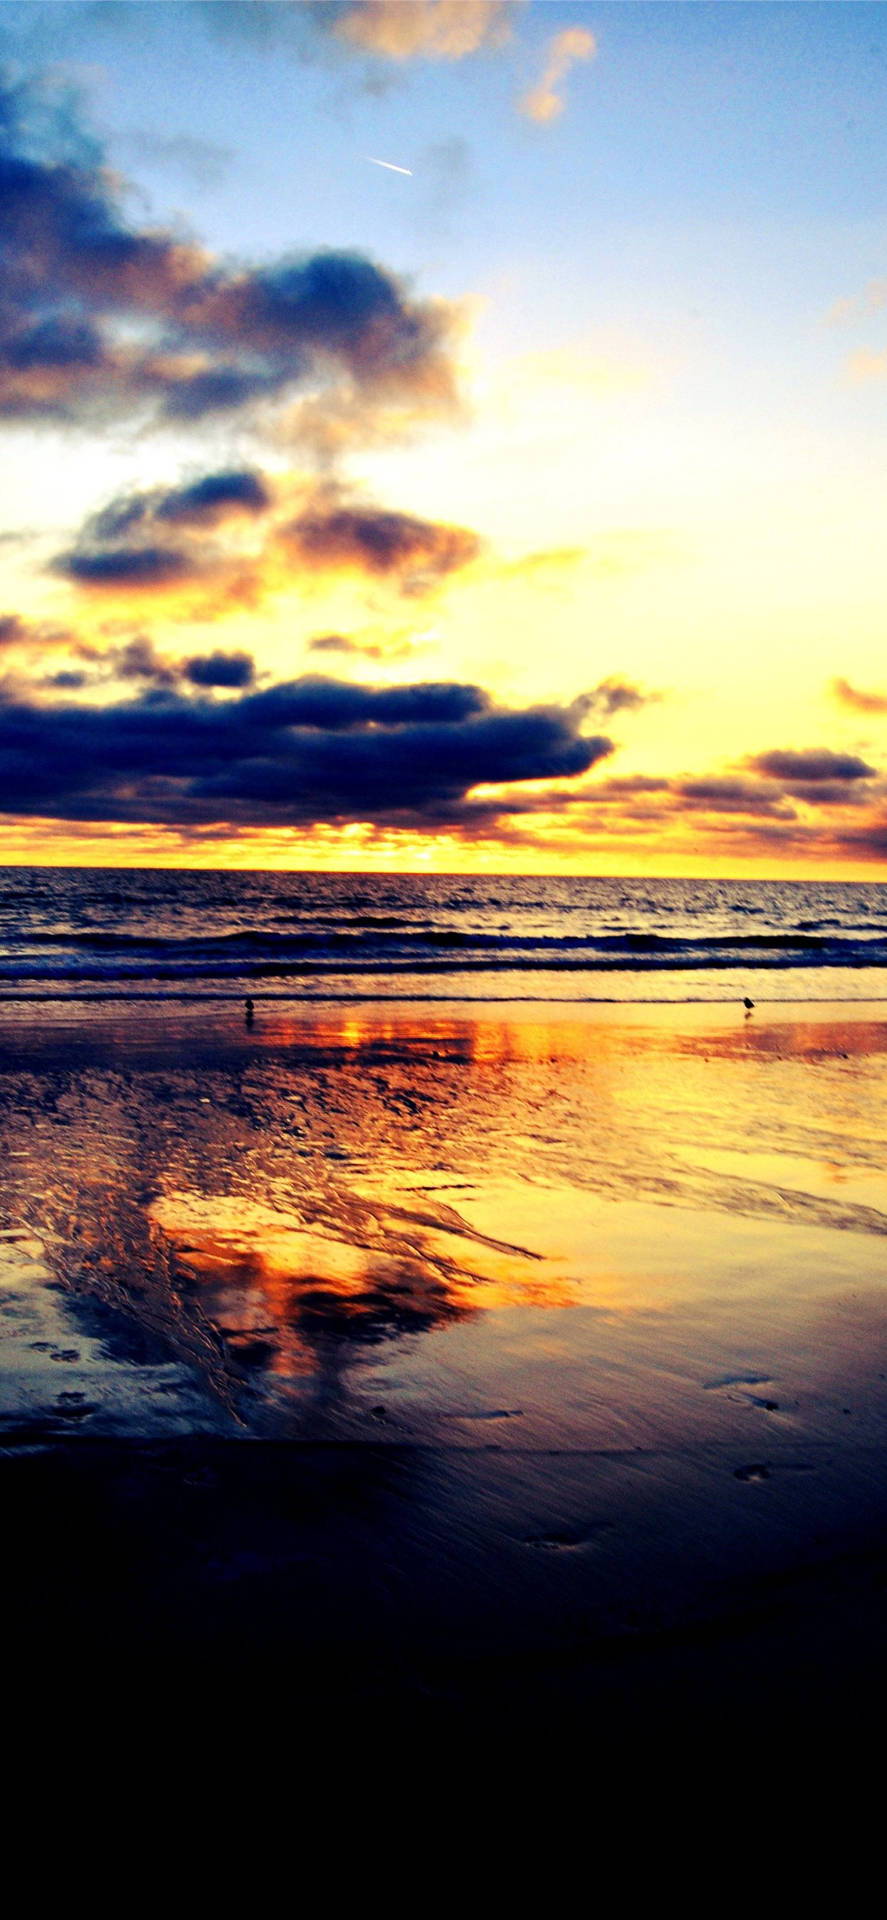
70, 470, 274, 560
42, 669, 89, 690
57, 544, 195, 588
733, 748, 879, 812
0, 613, 30, 650
831, 676, 887, 716
307, 633, 425, 662
153, 470, 273, 526
0, 73, 459, 433
33, 630, 258, 697
54, 470, 480, 607
83, 469, 272, 543
827, 279, 887, 326
200, 2, 515, 63
414, 137, 473, 241
578, 677, 657, 719
519, 25, 596, 124
845, 349, 887, 383
0, 610, 79, 678
747, 748, 875, 783
308, 632, 378, 657
275, 369, 463, 463
674, 776, 797, 821
109, 635, 179, 686
830, 813, 887, 859
543, 750, 887, 845
184, 651, 256, 690
0, 672, 613, 831
333, 1, 514, 61
282, 489, 481, 590
121, 128, 234, 190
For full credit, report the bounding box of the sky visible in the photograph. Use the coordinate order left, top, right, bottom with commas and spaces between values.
1, 0, 887, 875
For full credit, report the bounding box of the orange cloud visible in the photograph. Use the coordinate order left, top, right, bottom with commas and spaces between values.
519, 25, 596, 124
845, 348, 887, 383
335, 1, 514, 61
280, 489, 481, 593
826, 279, 887, 325
832, 676, 887, 715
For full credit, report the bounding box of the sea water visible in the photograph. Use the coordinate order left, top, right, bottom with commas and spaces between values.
0, 867, 885, 1003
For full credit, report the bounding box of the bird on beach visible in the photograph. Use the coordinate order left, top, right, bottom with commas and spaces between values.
743, 997, 754, 1015
245, 995, 254, 1026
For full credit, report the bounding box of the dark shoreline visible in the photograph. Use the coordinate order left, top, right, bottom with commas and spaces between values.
5, 1433, 886, 1738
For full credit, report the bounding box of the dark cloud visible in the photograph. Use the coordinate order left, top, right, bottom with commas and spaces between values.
79, 474, 272, 556
241, 676, 490, 731
155, 470, 272, 525
55, 544, 192, 588
54, 470, 477, 606
576, 677, 656, 719
592, 774, 669, 796
675, 777, 797, 820
284, 495, 480, 590
5, 312, 105, 374
832, 814, 887, 858
831, 676, 887, 716
780, 781, 875, 808
0, 672, 610, 830
184, 651, 256, 690
748, 748, 875, 782
84, 470, 272, 543
109, 636, 177, 686
43, 668, 88, 689
32, 632, 255, 697
0, 73, 458, 431
36, 633, 179, 691
0, 613, 29, 649
158, 364, 280, 422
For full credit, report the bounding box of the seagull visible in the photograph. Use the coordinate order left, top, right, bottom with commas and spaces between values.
743, 997, 754, 1015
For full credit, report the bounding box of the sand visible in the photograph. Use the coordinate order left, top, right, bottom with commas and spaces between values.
1, 996, 886, 1735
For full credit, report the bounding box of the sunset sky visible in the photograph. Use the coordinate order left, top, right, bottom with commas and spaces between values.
2, 0, 887, 873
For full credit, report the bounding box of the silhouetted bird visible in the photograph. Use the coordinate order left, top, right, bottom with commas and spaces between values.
245, 996, 254, 1026
743, 997, 754, 1015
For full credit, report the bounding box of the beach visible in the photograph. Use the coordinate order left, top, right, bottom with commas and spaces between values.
2, 993, 886, 1734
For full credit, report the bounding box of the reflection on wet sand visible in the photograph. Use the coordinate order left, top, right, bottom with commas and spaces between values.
149, 1185, 547, 1422
0, 1001, 886, 1444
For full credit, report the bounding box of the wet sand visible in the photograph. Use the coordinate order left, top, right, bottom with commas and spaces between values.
1, 997, 886, 1736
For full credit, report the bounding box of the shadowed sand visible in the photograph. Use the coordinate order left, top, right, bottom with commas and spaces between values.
1, 997, 886, 1733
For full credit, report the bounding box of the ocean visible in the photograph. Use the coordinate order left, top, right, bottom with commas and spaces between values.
1, 867, 886, 1003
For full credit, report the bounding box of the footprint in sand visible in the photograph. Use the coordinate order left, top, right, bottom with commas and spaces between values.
524, 1522, 612, 1552
52, 1394, 97, 1421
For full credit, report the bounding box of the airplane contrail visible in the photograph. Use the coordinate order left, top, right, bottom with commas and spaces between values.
367, 157, 413, 176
